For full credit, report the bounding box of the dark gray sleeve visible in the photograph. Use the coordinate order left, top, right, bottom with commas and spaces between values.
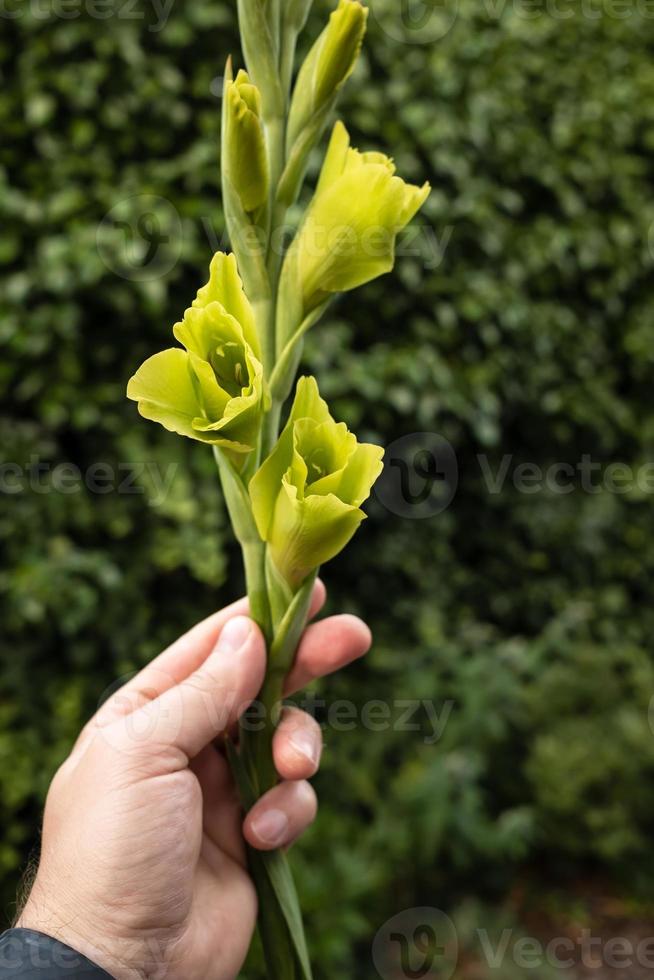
0, 930, 114, 979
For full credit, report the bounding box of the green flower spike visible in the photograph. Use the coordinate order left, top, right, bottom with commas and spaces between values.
250, 376, 384, 588
127, 252, 268, 455
224, 66, 269, 215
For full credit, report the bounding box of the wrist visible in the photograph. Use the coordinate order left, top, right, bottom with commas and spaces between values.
0, 928, 114, 978
17, 893, 147, 980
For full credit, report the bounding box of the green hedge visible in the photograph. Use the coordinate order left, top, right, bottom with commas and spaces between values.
3, 0, 654, 973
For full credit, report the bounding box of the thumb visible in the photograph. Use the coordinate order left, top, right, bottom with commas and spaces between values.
110, 615, 266, 765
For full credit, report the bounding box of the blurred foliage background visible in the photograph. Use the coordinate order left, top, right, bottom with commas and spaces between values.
2, 0, 654, 975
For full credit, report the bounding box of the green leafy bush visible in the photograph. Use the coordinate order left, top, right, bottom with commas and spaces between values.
2, 0, 654, 974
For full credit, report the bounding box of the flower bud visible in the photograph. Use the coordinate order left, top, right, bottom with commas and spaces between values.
286, 0, 368, 155
279, 120, 430, 333
224, 68, 269, 214
250, 376, 384, 588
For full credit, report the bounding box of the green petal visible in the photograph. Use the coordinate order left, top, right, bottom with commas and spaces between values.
191, 344, 267, 451
315, 120, 351, 195
337, 441, 385, 505
250, 375, 329, 537
192, 252, 260, 358
174, 301, 244, 359
293, 417, 354, 495
268, 479, 365, 588
349, 149, 395, 173
126, 349, 204, 441
234, 69, 262, 116
187, 352, 231, 419
250, 446, 286, 539
289, 376, 332, 426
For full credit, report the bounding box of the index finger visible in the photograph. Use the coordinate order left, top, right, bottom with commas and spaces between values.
79, 579, 328, 739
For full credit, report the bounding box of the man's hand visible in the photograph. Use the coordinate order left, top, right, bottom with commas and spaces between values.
17, 581, 371, 980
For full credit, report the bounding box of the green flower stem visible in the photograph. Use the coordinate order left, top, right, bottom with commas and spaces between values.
243, 664, 286, 794
235, 509, 317, 980
212, 448, 272, 637
252, 293, 275, 381
226, 737, 309, 980
265, 107, 293, 278
241, 539, 271, 640
280, 23, 299, 102
249, 570, 317, 789
236, 542, 311, 980
269, 0, 281, 54
213, 449, 315, 975
221, 9, 323, 978
265, 114, 287, 209
263, 112, 288, 394
262, 398, 283, 459
238, 535, 272, 788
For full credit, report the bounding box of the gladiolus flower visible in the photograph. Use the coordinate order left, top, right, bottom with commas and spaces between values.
127, 253, 268, 454
250, 376, 384, 588
279, 121, 430, 329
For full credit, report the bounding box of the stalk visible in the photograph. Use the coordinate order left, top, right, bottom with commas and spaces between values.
214, 446, 315, 980
220, 1, 353, 975
126, 2, 422, 976
252, 293, 276, 386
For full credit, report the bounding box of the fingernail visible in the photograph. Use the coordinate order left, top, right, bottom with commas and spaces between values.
250, 808, 289, 846
217, 616, 252, 654
289, 731, 321, 768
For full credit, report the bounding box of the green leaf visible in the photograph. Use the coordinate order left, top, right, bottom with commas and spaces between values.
258, 848, 313, 980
